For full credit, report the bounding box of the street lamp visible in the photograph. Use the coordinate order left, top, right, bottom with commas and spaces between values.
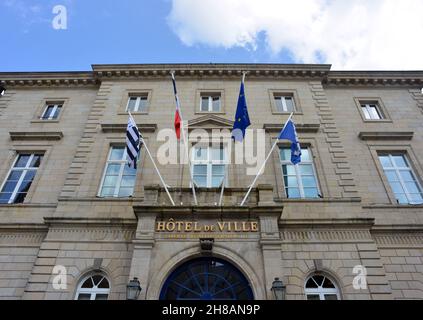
126, 277, 142, 300
271, 277, 286, 300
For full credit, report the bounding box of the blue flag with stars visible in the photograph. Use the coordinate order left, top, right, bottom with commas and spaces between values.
232, 77, 251, 142
278, 119, 302, 165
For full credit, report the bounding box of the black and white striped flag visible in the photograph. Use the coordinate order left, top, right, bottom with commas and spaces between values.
126, 114, 141, 169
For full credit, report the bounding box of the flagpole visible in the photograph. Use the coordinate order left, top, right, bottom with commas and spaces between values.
170, 71, 198, 206
240, 112, 294, 206
218, 164, 227, 206
128, 112, 176, 206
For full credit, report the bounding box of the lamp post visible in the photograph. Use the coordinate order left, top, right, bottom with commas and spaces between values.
271, 277, 286, 300
126, 277, 142, 300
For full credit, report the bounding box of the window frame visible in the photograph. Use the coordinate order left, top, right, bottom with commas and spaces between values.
98, 146, 138, 198
304, 274, 341, 301
40, 103, 63, 120
0, 153, 43, 204
274, 95, 296, 113
126, 95, 149, 113
74, 273, 111, 300
269, 89, 302, 115
195, 90, 225, 114
378, 152, 423, 205
279, 146, 321, 199
354, 97, 391, 122
191, 143, 228, 188
200, 94, 222, 112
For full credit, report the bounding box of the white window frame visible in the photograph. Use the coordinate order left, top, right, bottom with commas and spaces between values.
279, 147, 320, 199
74, 273, 110, 300
304, 275, 340, 300
98, 146, 138, 198
200, 95, 221, 112
191, 144, 228, 188
126, 95, 148, 113
0, 154, 41, 204
41, 103, 62, 120
361, 103, 383, 120
379, 153, 423, 205
274, 95, 295, 113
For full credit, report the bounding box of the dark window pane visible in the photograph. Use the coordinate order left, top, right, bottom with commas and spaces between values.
13, 193, 27, 204
8, 170, 23, 180
307, 294, 321, 300
201, 97, 209, 111
52, 106, 62, 119
82, 278, 94, 288
97, 278, 110, 289
323, 277, 336, 288
15, 155, 30, 168
18, 180, 33, 193
306, 278, 318, 288
77, 293, 91, 300
325, 294, 338, 300
2, 181, 17, 193
95, 294, 108, 300
0, 193, 13, 203
313, 275, 324, 286
30, 155, 43, 168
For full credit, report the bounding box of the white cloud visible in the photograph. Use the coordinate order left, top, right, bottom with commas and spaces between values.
167, 0, 423, 70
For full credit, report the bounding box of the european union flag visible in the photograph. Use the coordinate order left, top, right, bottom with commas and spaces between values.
278, 119, 302, 165
232, 78, 251, 142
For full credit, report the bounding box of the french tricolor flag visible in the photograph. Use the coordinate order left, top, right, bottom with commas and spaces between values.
171, 73, 182, 140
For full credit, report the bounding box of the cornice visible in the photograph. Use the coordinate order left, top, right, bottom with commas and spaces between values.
92, 63, 332, 80
325, 71, 423, 87
0, 71, 98, 88
358, 131, 414, 141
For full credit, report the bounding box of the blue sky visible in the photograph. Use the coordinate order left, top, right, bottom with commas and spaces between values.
0, 0, 290, 72
1, 0, 422, 72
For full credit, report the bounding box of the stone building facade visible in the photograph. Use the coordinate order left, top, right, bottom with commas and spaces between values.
0, 64, 422, 300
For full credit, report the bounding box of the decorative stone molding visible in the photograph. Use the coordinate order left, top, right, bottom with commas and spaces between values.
0, 72, 97, 88
9, 131, 64, 141
92, 64, 331, 80
263, 123, 320, 133
0, 224, 47, 245
358, 131, 414, 141
325, 71, 423, 87
188, 114, 234, 129
373, 233, 423, 248
101, 123, 157, 133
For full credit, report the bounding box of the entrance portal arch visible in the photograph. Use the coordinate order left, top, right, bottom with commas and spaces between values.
159, 257, 254, 300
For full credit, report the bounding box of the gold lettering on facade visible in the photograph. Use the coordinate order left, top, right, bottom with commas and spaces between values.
156, 220, 260, 233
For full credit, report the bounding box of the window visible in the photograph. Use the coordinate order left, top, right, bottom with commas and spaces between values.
200, 94, 221, 112
0, 154, 43, 204
274, 95, 295, 113
378, 153, 423, 205
75, 273, 110, 300
361, 103, 383, 120
192, 144, 227, 188
280, 147, 320, 199
99, 147, 137, 198
305, 274, 340, 300
41, 103, 62, 120
126, 95, 148, 113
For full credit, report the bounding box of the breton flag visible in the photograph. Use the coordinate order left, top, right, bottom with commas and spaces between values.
126, 113, 141, 169
171, 73, 182, 140
231, 74, 251, 142
278, 118, 302, 165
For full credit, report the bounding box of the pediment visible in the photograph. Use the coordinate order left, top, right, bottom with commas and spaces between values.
188, 115, 234, 130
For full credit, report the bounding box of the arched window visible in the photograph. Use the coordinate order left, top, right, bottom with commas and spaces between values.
75, 273, 110, 300
304, 274, 340, 300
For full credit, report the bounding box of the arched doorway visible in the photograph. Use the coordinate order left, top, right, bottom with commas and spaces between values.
159, 257, 254, 300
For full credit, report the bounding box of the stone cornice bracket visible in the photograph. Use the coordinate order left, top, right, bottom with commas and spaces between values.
101, 123, 157, 133
325, 71, 423, 87
358, 131, 414, 141
92, 63, 332, 80
263, 123, 320, 133
0, 72, 97, 88
9, 131, 64, 141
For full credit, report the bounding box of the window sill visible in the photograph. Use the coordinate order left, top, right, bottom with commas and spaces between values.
274, 197, 362, 203
117, 112, 149, 115
30, 120, 60, 124
194, 111, 226, 115
271, 112, 303, 116
362, 203, 423, 209
362, 119, 393, 123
